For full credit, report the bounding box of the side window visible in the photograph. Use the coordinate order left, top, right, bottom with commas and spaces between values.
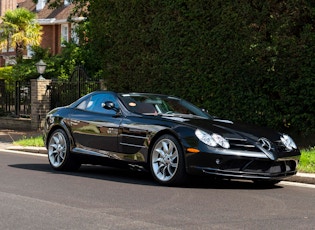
84, 93, 118, 115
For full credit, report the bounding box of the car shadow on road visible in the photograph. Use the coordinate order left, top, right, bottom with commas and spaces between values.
9, 163, 283, 190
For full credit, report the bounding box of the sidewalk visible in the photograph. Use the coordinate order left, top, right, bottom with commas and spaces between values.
0, 129, 46, 154
0, 129, 314, 185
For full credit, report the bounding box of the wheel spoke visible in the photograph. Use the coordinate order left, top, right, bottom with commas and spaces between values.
52, 135, 60, 144
161, 165, 168, 178
167, 164, 174, 176
162, 141, 169, 153
167, 144, 174, 155
154, 157, 164, 164
155, 148, 165, 158
58, 133, 65, 145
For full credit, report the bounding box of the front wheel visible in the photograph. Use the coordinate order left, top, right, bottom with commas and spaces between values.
47, 129, 81, 171
150, 135, 186, 186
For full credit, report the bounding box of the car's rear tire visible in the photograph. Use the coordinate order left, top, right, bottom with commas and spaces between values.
48, 129, 81, 171
150, 135, 186, 186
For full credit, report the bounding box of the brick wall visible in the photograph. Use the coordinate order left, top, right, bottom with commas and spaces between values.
30, 78, 52, 130
41, 25, 62, 55
0, 117, 31, 130
0, 0, 17, 17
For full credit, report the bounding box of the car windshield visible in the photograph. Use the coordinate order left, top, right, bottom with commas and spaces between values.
119, 93, 212, 119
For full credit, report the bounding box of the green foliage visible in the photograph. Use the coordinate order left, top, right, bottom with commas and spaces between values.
10, 42, 102, 81
0, 66, 13, 81
89, 0, 315, 143
12, 59, 38, 80
0, 8, 42, 61
299, 148, 315, 173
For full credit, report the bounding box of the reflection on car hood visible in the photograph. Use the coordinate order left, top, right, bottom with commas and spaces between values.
161, 115, 280, 141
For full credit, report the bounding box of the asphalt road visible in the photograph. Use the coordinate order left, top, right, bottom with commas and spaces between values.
1, 151, 315, 230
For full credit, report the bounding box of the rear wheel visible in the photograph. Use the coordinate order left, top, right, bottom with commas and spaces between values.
48, 129, 81, 171
150, 135, 186, 186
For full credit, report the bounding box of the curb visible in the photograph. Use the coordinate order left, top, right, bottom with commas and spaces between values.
6, 146, 47, 154
284, 173, 315, 185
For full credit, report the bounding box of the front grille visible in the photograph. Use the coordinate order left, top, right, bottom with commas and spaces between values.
220, 159, 297, 174
227, 138, 257, 152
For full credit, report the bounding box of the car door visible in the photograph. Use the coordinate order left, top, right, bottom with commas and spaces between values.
70, 92, 122, 153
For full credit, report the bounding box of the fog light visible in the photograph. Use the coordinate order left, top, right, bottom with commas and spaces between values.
216, 159, 221, 165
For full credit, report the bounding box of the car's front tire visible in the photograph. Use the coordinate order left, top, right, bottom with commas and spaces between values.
150, 135, 186, 186
47, 129, 81, 171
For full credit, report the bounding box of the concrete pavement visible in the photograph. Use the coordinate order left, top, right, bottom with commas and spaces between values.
0, 128, 314, 185
0, 129, 46, 154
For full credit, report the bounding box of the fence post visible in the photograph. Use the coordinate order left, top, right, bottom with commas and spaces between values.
30, 78, 52, 130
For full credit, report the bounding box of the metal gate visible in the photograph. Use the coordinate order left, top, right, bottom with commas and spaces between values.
0, 80, 31, 117
48, 66, 101, 109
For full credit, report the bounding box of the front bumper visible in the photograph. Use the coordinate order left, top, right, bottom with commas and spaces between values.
185, 149, 300, 180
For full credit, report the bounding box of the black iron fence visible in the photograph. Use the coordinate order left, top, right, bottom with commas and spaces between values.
0, 66, 102, 117
0, 80, 31, 117
48, 66, 101, 109
48, 80, 101, 109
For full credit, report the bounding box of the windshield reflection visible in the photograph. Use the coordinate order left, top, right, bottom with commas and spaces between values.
119, 93, 212, 119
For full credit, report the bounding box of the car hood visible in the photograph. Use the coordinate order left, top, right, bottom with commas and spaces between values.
162, 115, 281, 142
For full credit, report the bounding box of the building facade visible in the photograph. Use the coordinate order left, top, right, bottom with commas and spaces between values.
0, 0, 81, 67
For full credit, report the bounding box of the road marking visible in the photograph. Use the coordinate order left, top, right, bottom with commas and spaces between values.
1, 149, 47, 157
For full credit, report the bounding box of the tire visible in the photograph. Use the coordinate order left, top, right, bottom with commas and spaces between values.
150, 135, 186, 186
47, 129, 81, 171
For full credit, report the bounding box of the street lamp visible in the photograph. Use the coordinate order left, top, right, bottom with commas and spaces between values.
35, 59, 47, 80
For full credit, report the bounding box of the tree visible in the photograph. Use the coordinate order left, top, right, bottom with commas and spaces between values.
0, 8, 42, 62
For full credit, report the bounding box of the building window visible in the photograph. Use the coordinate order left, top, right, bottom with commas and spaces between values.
61, 24, 69, 46
36, 0, 46, 11
27, 45, 34, 58
71, 23, 79, 44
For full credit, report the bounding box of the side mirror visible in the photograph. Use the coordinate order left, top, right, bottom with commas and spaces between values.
102, 101, 120, 112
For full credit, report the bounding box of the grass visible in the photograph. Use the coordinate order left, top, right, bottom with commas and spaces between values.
13, 135, 44, 147
12, 136, 315, 173
298, 148, 315, 173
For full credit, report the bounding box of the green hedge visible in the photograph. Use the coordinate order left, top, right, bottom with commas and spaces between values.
89, 0, 315, 144
0, 66, 13, 81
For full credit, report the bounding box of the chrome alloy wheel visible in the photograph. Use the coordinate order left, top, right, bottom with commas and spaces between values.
48, 130, 68, 168
151, 138, 179, 182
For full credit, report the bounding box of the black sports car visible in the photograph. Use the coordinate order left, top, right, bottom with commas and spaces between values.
44, 91, 300, 186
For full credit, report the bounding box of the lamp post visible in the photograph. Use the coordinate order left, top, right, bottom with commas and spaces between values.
35, 59, 47, 80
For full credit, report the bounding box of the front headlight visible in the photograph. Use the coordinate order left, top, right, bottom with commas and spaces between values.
195, 129, 230, 149
280, 134, 297, 151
